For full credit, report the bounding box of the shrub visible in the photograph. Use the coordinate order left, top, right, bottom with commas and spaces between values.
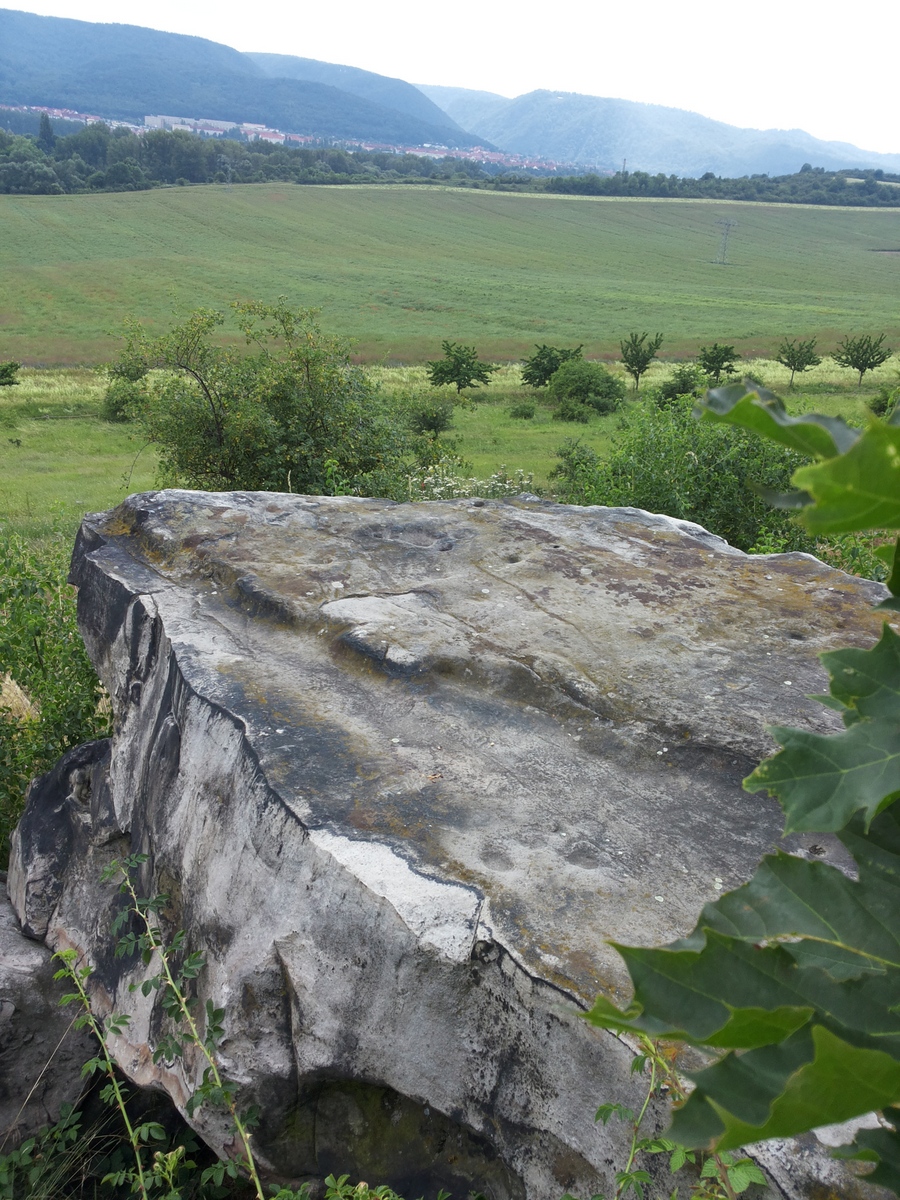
508, 402, 535, 419
552, 397, 591, 423
407, 397, 454, 436
425, 340, 498, 393
112, 301, 413, 497
0, 360, 20, 387
520, 344, 583, 388
654, 363, 706, 407
551, 396, 813, 552
102, 375, 144, 422
548, 359, 626, 414
870, 377, 900, 417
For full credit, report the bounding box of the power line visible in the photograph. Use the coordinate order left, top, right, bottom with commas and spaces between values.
715, 218, 737, 265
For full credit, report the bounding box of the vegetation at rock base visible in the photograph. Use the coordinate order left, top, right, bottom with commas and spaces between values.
0, 533, 110, 866
587, 382, 900, 1191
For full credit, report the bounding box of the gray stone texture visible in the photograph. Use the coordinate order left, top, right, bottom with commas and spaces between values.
8, 490, 894, 1197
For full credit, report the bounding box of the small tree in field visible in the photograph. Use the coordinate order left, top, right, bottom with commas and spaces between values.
832, 333, 892, 386
426, 341, 498, 393
697, 342, 741, 384
620, 331, 663, 390
0, 361, 20, 387
521, 344, 583, 388
776, 336, 821, 387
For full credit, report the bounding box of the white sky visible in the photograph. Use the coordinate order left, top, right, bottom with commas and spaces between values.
12, 0, 900, 154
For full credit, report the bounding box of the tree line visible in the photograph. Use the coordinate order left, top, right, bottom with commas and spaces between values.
1, 115, 899, 206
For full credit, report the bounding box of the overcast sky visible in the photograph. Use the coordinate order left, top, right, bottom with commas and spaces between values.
12, 0, 900, 154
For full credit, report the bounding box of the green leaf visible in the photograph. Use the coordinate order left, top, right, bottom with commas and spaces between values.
699, 384, 859, 458
669, 1025, 900, 1151
791, 421, 900, 533
820, 623, 900, 726
834, 1125, 900, 1192
726, 1157, 767, 1193
746, 718, 900, 832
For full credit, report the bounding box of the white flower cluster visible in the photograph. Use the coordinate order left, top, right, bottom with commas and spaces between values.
405, 460, 536, 502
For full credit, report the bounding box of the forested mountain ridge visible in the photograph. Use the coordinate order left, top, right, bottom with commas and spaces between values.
417, 84, 900, 177
247, 53, 465, 134
0, 8, 482, 148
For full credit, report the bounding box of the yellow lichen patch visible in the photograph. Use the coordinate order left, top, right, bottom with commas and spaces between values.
0, 673, 40, 720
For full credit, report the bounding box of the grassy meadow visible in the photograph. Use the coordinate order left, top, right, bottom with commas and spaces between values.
1, 184, 899, 364
1, 357, 891, 543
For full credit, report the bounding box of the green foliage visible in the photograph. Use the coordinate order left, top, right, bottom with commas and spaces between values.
115, 300, 412, 495
653, 363, 706, 407
563, 1037, 767, 1200
548, 360, 626, 414
586, 382, 900, 1190
550, 397, 812, 553
101, 375, 144, 422
508, 402, 536, 419
0, 361, 20, 387
833, 333, 892, 386
697, 343, 740, 384
553, 397, 592, 423
775, 337, 821, 387
870, 377, 900, 418
426, 341, 498, 394
619, 332, 663, 390
521, 344, 584, 388
406, 396, 454, 436
0, 533, 109, 867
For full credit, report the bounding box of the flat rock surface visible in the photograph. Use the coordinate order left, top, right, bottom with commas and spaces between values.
75, 491, 887, 1003
9, 489, 892, 1198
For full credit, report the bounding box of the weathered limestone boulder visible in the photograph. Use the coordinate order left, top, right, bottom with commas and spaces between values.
0, 871, 96, 1145
8, 491, 893, 1197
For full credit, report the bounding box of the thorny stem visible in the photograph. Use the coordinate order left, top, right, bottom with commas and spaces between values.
120, 871, 267, 1200
712, 1153, 738, 1200
58, 954, 149, 1198
614, 1034, 660, 1200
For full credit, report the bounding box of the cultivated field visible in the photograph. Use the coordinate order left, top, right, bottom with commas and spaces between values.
1, 185, 899, 363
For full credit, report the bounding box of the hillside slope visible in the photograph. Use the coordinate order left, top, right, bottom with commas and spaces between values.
249, 53, 466, 133
417, 84, 900, 175
0, 8, 481, 147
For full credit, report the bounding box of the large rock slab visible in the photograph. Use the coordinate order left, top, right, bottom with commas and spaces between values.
0, 870, 96, 1146
8, 491, 893, 1198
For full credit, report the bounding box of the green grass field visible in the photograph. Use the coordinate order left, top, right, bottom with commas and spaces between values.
1, 360, 888, 543
2, 185, 900, 364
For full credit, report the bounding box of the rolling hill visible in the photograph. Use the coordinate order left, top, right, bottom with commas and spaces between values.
0, 8, 483, 148
2, 184, 899, 364
417, 84, 900, 177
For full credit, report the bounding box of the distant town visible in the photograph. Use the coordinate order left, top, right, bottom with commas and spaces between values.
0, 102, 592, 174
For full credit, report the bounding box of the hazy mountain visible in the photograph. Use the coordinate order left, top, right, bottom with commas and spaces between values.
249, 54, 467, 135
417, 83, 900, 176
414, 85, 511, 134
0, 8, 483, 148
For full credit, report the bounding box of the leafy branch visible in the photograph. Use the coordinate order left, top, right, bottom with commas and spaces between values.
585, 383, 900, 1187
